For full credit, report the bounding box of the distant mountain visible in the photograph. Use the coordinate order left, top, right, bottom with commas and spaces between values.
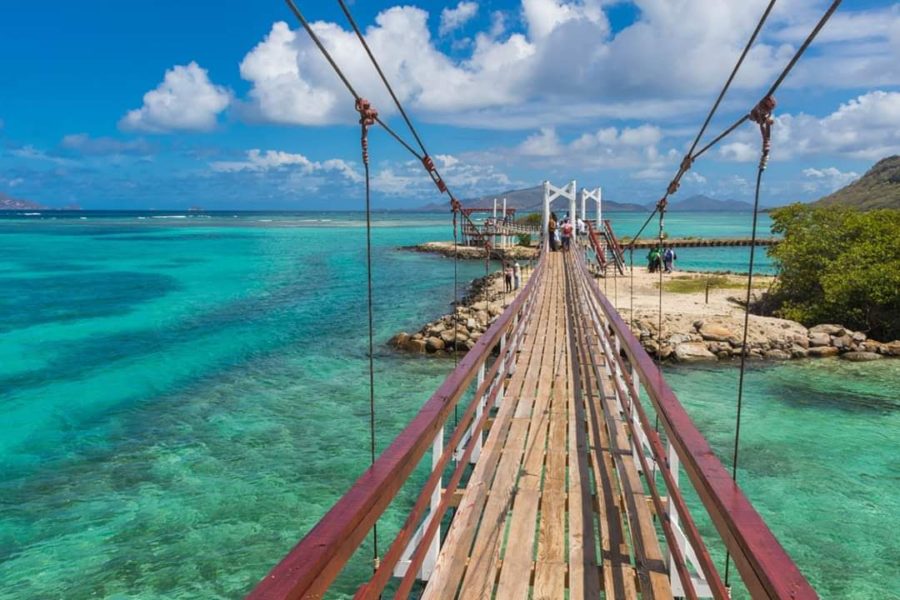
667, 194, 754, 212
0, 192, 44, 210
419, 185, 647, 213
811, 156, 900, 210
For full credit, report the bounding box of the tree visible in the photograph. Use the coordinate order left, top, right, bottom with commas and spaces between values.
767, 204, 900, 340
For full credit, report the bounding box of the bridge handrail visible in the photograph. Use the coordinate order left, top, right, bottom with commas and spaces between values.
247, 252, 547, 600
572, 250, 816, 599
584, 221, 608, 270
602, 219, 626, 273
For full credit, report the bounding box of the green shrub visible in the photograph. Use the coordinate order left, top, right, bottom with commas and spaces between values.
767, 204, 900, 339
517, 233, 532, 247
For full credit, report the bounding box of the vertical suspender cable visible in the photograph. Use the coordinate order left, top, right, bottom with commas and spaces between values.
724, 165, 764, 585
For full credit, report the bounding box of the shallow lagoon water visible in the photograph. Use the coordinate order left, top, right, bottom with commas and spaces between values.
0, 211, 895, 598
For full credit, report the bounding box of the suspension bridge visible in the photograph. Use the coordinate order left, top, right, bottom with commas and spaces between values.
245, 0, 844, 597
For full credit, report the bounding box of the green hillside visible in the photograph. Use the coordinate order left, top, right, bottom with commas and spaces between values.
812, 155, 900, 210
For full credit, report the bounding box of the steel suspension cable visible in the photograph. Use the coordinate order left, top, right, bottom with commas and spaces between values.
624, 0, 776, 248
283, 0, 424, 161
687, 0, 777, 158
360, 114, 380, 571
723, 1, 842, 586
335, 0, 467, 214
336, 0, 428, 157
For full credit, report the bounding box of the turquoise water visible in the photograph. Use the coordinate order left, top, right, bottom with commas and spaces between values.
0, 211, 895, 598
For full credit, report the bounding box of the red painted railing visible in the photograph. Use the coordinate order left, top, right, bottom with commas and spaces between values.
603, 218, 626, 274
584, 221, 608, 271
571, 248, 817, 600
247, 255, 547, 600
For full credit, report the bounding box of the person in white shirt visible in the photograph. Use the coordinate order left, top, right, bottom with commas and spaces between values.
513, 262, 522, 289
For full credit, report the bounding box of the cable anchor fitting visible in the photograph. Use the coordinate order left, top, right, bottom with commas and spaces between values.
355, 97, 378, 166
749, 95, 776, 171
422, 155, 448, 193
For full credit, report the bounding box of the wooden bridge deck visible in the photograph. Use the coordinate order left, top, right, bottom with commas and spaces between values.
423, 252, 672, 600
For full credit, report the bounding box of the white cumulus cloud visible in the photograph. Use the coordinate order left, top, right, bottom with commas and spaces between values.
719, 90, 900, 162
120, 62, 231, 133
802, 166, 859, 192
210, 149, 362, 182
440, 2, 478, 36
235, 2, 898, 130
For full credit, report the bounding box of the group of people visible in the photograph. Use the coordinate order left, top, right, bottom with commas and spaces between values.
503, 261, 522, 293
647, 245, 677, 273
547, 212, 586, 252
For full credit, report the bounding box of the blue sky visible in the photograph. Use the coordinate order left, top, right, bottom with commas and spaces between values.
1, 0, 898, 209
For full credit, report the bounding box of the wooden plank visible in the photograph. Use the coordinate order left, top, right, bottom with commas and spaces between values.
494, 489, 540, 597
423, 267, 553, 599
565, 252, 636, 600
460, 257, 562, 597
533, 560, 566, 600
576, 255, 672, 600
566, 316, 601, 600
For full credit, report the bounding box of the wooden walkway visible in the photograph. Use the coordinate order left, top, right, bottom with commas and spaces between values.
423, 252, 672, 600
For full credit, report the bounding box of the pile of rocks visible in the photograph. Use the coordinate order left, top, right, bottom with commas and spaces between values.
633, 317, 899, 363
404, 241, 538, 261
389, 273, 512, 355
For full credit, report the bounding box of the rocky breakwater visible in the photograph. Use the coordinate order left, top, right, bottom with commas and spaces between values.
389, 273, 515, 356
632, 315, 900, 363
405, 241, 538, 261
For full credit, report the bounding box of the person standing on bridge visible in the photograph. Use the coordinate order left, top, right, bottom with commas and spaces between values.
513, 261, 521, 290
664, 246, 677, 273
576, 217, 586, 236
548, 213, 558, 251
504, 263, 514, 293
561, 218, 574, 252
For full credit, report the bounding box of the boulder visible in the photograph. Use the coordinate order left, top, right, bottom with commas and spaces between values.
668, 333, 695, 345
708, 341, 731, 354
807, 346, 839, 358
840, 351, 883, 362
765, 349, 790, 360
716, 350, 731, 360
389, 332, 410, 348
831, 334, 852, 349
809, 324, 845, 336
699, 323, 737, 343
471, 300, 488, 311
851, 331, 867, 343
466, 318, 476, 330
660, 345, 674, 360
487, 302, 503, 317
692, 320, 704, 330
428, 322, 446, 335
884, 341, 900, 356
674, 342, 717, 362
860, 341, 883, 353
808, 332, 831, 347
404, 338, 427, 353
790, 345, 808, 359
792, 335, 810, 349
426, 336, 445, 353
440, 330, 457, 345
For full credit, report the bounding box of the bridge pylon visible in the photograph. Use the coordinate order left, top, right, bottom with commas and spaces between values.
542, 180, 577, 247
582, 186, 601, 228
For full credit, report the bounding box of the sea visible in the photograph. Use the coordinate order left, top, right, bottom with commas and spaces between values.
0, 210, 897, 599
